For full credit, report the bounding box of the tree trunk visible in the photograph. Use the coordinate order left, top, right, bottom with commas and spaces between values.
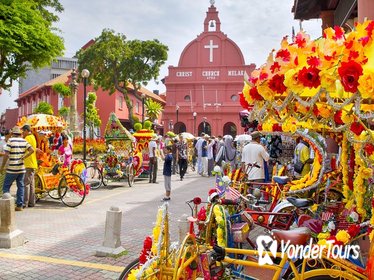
123, 93, 134, 127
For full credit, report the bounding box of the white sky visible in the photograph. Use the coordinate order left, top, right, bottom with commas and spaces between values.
0, 0, 322, 114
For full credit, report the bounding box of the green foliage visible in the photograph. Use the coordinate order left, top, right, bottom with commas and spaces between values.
58, 106, 69, 118
133, 122, 142, 132
85, 92, 101, 139
34, 101, 54, 115
132, 115, 140, 123
76, 29, 168, 126
0, 0, 64, 90
144, 98, 163, 121
52, 83, 71, 97
144, 120, 152, 130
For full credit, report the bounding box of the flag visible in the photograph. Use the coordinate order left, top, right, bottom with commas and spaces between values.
216, 186, 241, 200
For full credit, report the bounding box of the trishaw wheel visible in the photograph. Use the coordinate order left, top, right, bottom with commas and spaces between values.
58, 173, 87, 207
85, 166, 103, 190
34, 175, 44, 202
127, 164, 135, 187
118, 258, 140, 280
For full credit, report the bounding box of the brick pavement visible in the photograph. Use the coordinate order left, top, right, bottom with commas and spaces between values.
0, 170, 214, 279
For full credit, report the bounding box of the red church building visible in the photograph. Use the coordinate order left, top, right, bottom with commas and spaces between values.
163, 1, 255, 137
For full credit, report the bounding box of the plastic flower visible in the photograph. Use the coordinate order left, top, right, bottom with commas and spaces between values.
284, 68, 304, 94
298, 66, 321, 88
268, 74, 287, 94
350, 121, 365, 136
336, 230, 351, 244
320, 68, 338, 92
249, 86, 264, 101
338, 60, 363, 93
358, 69, 374, 99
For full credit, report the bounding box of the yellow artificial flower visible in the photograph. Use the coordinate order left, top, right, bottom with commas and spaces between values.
361, 167, 373, 179
358, 69, 374, 99
320, 68, 338, 93
257, 81, 273, 101
284, 68, 304, 94
317, 232, 331, 240
341, 110, 355, 124
335, 230, 351, 245
318, 239, 327, 246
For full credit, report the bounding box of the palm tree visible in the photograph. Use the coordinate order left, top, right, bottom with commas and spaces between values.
144, 98, 163, 122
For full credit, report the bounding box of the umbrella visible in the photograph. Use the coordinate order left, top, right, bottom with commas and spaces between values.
180, 132, 195, 140
17, 114, 67, 132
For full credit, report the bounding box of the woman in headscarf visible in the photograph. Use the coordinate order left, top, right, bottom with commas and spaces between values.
215, 135, 237, 172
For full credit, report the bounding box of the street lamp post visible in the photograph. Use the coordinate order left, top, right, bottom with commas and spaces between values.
193, 112, 197, 136
81, 69, 90, 164
176, 105, 179, 123
203, 117, 207, 134
141, 93, 146, 124
169, 120, 173, 131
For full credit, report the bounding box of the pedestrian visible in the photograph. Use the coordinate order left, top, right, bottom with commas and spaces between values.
0, 126, 35, 211
215, 135, 237, 170
58, 134, 73, 167
0, 129, 11, 197
176, 134, 188, 181
162, 146, 173, 201
241, 131, 270, 182
194, 133, 205, 175
207, 136, 215, 176
148, 134, 158, 183
293, 137, 312, 178
22, 125, 38, 208
201, 134, 209, 177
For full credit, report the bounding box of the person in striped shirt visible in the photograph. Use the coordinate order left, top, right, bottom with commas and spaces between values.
0, 126, 35, 211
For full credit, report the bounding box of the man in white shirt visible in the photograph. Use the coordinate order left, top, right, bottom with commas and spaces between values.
148, 135, 158, 183
241, 131, 270, 182
194, 133, 205, 175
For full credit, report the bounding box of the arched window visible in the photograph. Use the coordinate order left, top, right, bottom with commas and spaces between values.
223, 122, 237, 138
174, 122, 186, 134
198, 121, 211, 136
184, 95, 191, 101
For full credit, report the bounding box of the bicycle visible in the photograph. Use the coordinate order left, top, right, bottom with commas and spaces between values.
85, 148, 105, 190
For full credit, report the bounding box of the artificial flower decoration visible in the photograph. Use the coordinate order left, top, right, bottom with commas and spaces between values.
338, 60, 363, 93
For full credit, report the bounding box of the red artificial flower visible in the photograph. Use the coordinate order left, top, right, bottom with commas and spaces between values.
275, 49, 291, 62
295, 33, 307, 48
143, 236, 152, 250
344, 40, 354, 49
272, 123, 283, 132
294, 56, 299, 66
239, 93, 251, 109
347, 224, 361, 238
257, 124, 263, 131
249, 76, 258, 84
366, 21, 374, 37
338, 60, 363, 93
359, 36, 370, 47
312, 105, 320, 117
364, 143, 374, 156
333, 26, 345, 40
298, 66, 321, 88
249, 86, 263, 101
350, 121, 365, 136
197, 206, 207, 222
349, 51, 359, 60
333, 110, 345, 125
270, 62, 281, 74
307, 56, 320, 67
268, 74, 287, 94
193, 197, 202, 205
259, 72, 269, 81
139, 250, 148, 264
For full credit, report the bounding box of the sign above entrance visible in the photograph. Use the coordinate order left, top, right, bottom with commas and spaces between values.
174, 69, 245, 80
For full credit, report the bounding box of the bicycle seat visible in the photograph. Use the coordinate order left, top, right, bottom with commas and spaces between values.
272, 176, 290, 185
271, 227, 311, 246
287, 197, 314, 208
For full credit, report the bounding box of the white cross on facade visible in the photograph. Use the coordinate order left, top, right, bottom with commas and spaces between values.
204, 40, 218, 62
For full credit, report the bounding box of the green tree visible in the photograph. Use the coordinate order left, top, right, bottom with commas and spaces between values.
58, 106, 69, 119
34, 101, 54, 115
0, 0, 64, 90
76, 29, 168, 127
52, 83, 71, 97
145, 98, 163, 122
85, 92, 101, 139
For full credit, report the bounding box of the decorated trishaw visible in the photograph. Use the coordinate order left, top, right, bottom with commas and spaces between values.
17, 114, 88, 207
99, 113, 141, 187
119, 21, 374, 279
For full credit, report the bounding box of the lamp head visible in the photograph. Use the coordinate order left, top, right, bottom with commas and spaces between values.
81, 69, 90, 78
193, 112, 197, 117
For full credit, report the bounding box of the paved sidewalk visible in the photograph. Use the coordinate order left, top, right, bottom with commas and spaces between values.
0, 170, 214, 279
